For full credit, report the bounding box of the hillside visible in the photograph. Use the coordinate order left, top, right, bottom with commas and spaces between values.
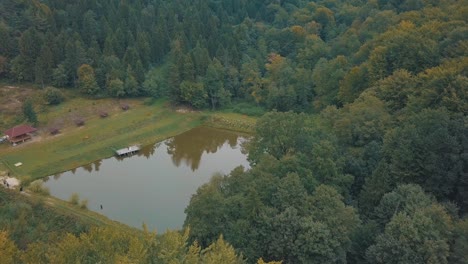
0, 0, 467, 263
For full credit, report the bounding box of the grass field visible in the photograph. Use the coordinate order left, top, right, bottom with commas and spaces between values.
0, 99, 205, 183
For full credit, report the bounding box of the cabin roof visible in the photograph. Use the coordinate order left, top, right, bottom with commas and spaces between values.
4, 124, 37, 138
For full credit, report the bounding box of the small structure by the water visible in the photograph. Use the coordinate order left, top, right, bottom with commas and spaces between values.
4, 124, 37, 145
115, 145, 141, 156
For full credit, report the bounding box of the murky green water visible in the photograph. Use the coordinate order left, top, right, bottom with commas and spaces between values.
43, 127, 249, 231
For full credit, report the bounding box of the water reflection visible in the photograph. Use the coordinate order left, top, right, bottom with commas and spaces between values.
138, 142, 160, 159
94, 160, 102, 172
43, 126, 249, 230
164, 127, 241, 171
53, 173, 62, 180
74, 127, 244, 174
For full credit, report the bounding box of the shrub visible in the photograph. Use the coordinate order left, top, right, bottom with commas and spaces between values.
121, 103, 130, 111
143, 98, 155, 105
69, 193, 79, 205
231, 102, 265, 117
79, 199, 88, 209
43, 87, 65, 105
74, 118, 85, 126
99, 111, 108, 118
49, 127, 60, 135
29, 181, 50, 196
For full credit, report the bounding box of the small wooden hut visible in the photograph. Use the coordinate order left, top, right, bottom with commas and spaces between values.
4, 124, 37, 144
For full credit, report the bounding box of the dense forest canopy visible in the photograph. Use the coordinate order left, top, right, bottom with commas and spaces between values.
0, 0, 467, 263
0, 0, 465, 112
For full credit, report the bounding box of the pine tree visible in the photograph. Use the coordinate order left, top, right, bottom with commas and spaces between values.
22, 99, 38, 125
35, 45, 54, 88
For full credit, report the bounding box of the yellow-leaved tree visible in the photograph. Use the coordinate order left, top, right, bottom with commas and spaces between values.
0, 230, 18, 264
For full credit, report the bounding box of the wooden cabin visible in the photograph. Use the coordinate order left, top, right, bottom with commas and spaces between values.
4, 124, 37, 144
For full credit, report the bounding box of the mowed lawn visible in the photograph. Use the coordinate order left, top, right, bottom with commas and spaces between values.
0, 99, 203, 182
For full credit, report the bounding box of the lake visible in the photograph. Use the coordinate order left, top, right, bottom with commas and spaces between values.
43, 126, 249, 231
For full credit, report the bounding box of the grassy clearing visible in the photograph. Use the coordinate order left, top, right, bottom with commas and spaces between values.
204, 112, 257, 133
0, 98, 204, 183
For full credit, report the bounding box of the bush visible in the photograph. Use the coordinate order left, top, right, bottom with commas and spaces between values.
143, 97, 156, 105
231, 102, 265, 117
29, 181, 50, 196
69, 193, 79, 205
79, 199, 88, 209
121, 104, 130, 111
49, 127, 60, 135
74, 118, 85, 126
43, 87, 65, 105
99, 111, 108, 118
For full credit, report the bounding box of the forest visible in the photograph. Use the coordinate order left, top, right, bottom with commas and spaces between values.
0, 0, 467, 263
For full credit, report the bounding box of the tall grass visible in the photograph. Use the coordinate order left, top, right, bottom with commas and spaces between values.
69, 193, 80, 205
29, 181, 50, 196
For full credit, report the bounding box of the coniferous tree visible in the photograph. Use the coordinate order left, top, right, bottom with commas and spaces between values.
22, 99, 38, 125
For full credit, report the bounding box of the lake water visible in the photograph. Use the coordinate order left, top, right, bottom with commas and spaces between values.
43, 127, 249, 231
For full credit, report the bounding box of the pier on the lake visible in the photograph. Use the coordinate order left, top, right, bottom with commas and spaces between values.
115, 145, 141, 156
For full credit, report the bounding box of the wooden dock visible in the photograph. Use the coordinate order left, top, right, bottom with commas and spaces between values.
115, 145, 141, 156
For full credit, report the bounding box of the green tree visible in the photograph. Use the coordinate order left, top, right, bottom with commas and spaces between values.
366, 205, 453, 264
409, 58, 468, 114
367, 21, 439, 81
312, 56, 349, 109
205, 58, 230, 109
240, 60, 264, 103
324, 93, 392, 147
143, 67, 169, 98
449, 219, 468, 264
360, 109, 467, 215
43, 87, 65, 105
373, 69, 416, 113
372, 184, 433, 228
107, 78, 125, 97
35, 45, 54, 88
77, 64, 100, 95
180, 80, 208, 109
124, 70, 139, 96
247, 111, 311, 164
338, 65, 369, 104
201, 235, 244, 264
22, 99, 38, 125
64, 38, 87, 86
264, 53, 297, 111
16, 28, 43, 81
52, 64, 69, 87
296, 35, 330, 69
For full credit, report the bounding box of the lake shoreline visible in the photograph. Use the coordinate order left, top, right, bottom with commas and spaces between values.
42, 126, 250, 231
0, 99, 256, 185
